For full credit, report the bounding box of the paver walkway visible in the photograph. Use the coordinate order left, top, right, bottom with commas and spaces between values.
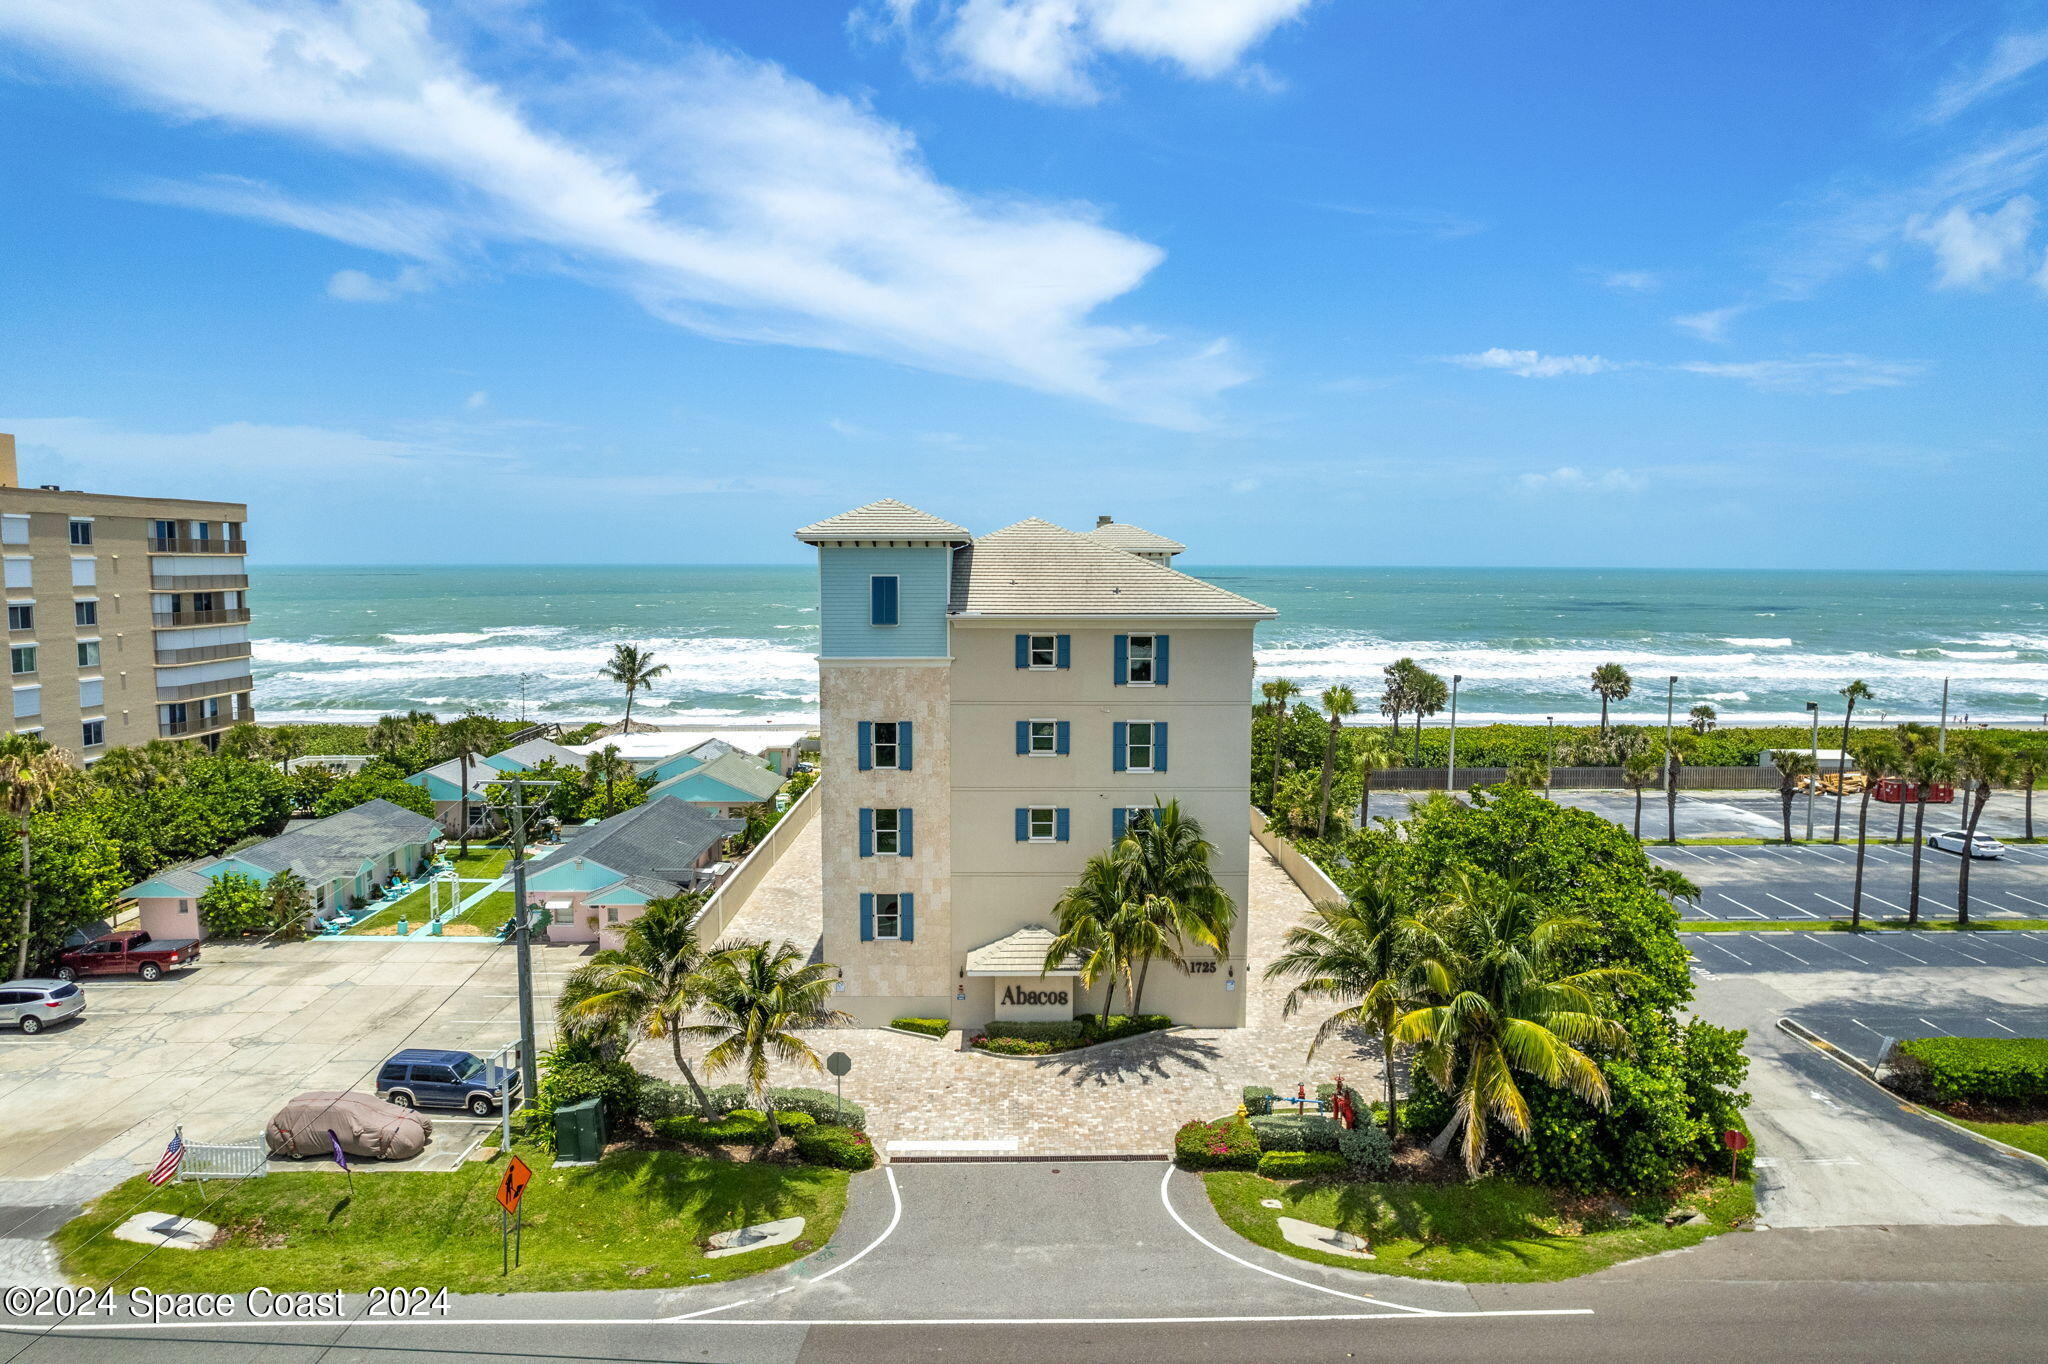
644, 816, 1384, 1154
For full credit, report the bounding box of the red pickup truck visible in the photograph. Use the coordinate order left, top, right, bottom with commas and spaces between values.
55, 930, 201, 982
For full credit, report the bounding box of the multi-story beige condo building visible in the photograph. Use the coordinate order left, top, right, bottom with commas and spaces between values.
0, 433, 253, 759
796, 500, 1275, 1029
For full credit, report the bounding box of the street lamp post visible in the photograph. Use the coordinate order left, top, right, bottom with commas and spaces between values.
1804, 701, 1821, 842
1446, 674, 1462, 794
1663, 675, 1677, 843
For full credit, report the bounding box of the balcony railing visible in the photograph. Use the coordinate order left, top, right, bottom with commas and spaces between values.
156, 674, 252, 704
150, 574, 249, 592
149, 537, 247, 555
152, 608, 251, 628
159, 709, 253, 739
155, 642, 252, 667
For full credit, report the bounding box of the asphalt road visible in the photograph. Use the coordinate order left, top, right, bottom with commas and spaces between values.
1654, 841, 2048, 921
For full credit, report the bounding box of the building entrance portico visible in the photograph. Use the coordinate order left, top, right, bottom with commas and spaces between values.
966, 926, 1082, 1023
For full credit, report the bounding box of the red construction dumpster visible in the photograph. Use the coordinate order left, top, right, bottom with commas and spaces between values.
1872, 777, 1954, 804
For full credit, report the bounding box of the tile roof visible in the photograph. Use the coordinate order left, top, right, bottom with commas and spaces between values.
794, 498, 970, 544
527, 799, 742, 888
649, 752, 783, 804
950, 519, 1274, 618
1087, 520, 1186, 555
963, 925, 1086, 976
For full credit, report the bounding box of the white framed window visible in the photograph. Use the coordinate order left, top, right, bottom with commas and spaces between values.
74, 600, 97, 627
81, 719, 104, 748
1027, 634, 1057, 669
1027, 807, 1058, 841
873, 807, 901, 855
0, 516, 26, 546
5, 604, 30, 631
1125, 721, 1156, 772
606, 906, 620, 924
68, 519, 93, 547
9, 646, 34, 676
1026, 719, 1058, 755
78, 678, 103, 709
1124, 806, 1155, 833
70, 558, 96, 588
871, 721, 900, 770
872, 892, 902, 940
552, 904, 572, 925
12, 685, 39, 719
76, 641, 99, 668
1126, 635, 1156, 685
3, 558, 30, 590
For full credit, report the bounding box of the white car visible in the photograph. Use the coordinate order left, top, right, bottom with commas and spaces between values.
1926, 829, 2007, 860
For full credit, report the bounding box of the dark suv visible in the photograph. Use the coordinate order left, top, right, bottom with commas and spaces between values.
375, 1048, 518, 1117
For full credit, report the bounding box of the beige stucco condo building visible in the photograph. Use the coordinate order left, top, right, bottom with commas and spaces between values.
796, 500, 1275, 1030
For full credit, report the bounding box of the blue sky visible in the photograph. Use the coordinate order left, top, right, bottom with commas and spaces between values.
1, 0, 2044, 568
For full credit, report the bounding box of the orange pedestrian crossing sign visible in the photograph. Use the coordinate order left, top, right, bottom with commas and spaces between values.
496, 1155, 532, 1214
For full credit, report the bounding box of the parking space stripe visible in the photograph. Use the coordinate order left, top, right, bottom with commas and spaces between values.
2005, 890, 2048, 912
1989, 1018, 2019, 1033
1803, 935, 1869, 964
1766, 892, 1822, 919
1718, 893, 1765, 918
1753, 936, 1808, 962
1691, 937, 1750, 967
1866, 937, 1928, 964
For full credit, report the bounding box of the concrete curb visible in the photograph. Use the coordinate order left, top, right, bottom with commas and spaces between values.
960, 1024, 1196, 1062
1774, 1017, 2048, 1176
880, 1025, 948, 1042
886, 1152, 1168, 1165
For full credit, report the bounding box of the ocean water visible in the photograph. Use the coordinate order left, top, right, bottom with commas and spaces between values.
247, 565, 2048, 728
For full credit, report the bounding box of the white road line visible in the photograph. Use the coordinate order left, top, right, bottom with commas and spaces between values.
1719, 893, 1765, 918
1691, 938, 1751, 967
1849, 1018, 1881, 1036
1766, 893, 1822, 920
2004, 891, 2048, 912
1754, 936, 1808, 962
1803, 935, 1869, 964
1989, 1018, 2019, 1033
1866, 938, 1928, 965
1864, 891, 1908, 913
1804, 848, 1848, 863
1918, 1018, 1945, 1034
1157, 1163, 1442, 1315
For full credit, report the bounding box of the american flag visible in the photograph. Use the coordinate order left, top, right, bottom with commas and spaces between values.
148, 1132, 185, 1186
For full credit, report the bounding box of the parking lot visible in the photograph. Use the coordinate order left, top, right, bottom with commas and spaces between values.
1652, 841, 2048, 920
0, 937, 583, 1184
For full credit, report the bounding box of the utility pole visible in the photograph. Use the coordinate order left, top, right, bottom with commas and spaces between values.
506, 774, 543, 1103
1663, 675, 1678, 842
1938, 678, 1950, 752
1446, 674, 1462, 794
1804, 701, 1821, 842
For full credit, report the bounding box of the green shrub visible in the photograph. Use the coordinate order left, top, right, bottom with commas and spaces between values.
1895, 1037, 2048, 1104
1089, 1014, 1174, 1042
1249, 1113, 1340, 1152
794, 1124, 877, 1170
197, 872, 270, 938
984, 1020, 1087, 1044
535, 1052, 642, 1136
686, 1084, 867, 1131
892, 1017, 950, 1038
638, 1079, 706, 1120
1257, 1150, 1350, 1180
972, 1015, 1172, 1055
655, 1112, 774, 1147
975, 1035, 1055, 1055
1337, 1122, 1393, 1175
1175, 1116, 1260, 1171
1242, 1085, 1274, 1116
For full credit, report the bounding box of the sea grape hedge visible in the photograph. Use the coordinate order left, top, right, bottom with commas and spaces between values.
1256, 1151, 1350, 1180
1894, 1037, 2048, 1104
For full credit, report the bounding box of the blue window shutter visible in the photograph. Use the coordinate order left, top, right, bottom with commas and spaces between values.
857, 721, 873, 772
1113, 634, 1128, 685
858, 807, 874, 858
1113, 808, 1127, 839
1155, 721, 1169, 772
1055, 721, 1070, 755
1015, 808, 1029, 842
1112, 721, 1128, 772
900, 807, 914, 857
871, 575, 899, 625
901, 894, 915, 943
1055, 808, 1070, 842
1056, 634, 1071, 669
1015, 720, 1029, 755
860, 893, 874, 941
1015, 633, 1029, 669
899, 721, 914, 771
1155, 634, 1171, 686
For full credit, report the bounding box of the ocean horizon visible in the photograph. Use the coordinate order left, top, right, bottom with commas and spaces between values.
245, 564, 2048, 730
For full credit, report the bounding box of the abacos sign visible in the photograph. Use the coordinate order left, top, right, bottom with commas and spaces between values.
1000, 985, 1068, 1007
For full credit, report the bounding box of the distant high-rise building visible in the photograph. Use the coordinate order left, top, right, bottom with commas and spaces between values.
0, 432, 253, 758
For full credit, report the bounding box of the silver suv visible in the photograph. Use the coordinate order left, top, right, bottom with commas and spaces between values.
0, 979, 85, 1034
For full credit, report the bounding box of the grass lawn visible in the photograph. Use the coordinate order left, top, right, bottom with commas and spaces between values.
448, 847, 512, 878
442, 889, 516, 936
57, 1149, 849, 1294
1945, 1117, 2048, 1162
1203, 1171, 1753, 1283
1682, 919, 2048, 933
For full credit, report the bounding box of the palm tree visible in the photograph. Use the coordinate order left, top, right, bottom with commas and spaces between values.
443, 714, 499, 858
600, 644, 670, 734
1, 744, 75, 978
1315, 685, 1359, 836
264, 869, 311, 940
1355, 730, 1399, 827
1623, 749, 1660, 841
1848, 737, 1900, 929
1687, 703, 1718, 735
560, 895, 717, 1113
1394, 872, 1637, 1174
1406, 667, 1449, 764
1047, 847, 1138, 1027
2014, 741, 2043, 842
216, 722, 271, 761
1378, 660, 1413, 742
1831, 681, 1872, 843
1951, 736, 2008, 928
1121, 800, 1236, 1013
1662, 737, 1689, 842
683, 939, 851, 1140
1266, 871, 1415, 1136
1647, 865, 1701, 908
1590, 663, 1633, 736
583, 744, 636, 817
1772, 749, 1816, 844
1259, 677, 1300, 810
1902, 746, 1957, 925
367, 714, 414, 760
271, 724, 306, 775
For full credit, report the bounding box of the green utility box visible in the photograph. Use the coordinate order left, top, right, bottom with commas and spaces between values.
553, 1096, 604, 1164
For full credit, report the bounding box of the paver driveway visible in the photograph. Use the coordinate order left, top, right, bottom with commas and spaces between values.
648, 817, 1381, 1154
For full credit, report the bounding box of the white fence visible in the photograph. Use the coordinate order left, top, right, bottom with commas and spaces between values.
179, 1136, 268, 1181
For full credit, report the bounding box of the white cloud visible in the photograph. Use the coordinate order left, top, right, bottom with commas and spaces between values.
1924, 26, 2048, 123
1906, 195, 2038, 288
1598, 269, 1660, 292
865, 0, 1314, 103
0, 0, 1239, 428
1446, 348, 1615, 378
1671, 304, 1747, 342
1673, 354, 1923, 395
465, 390, 489, 410
328, 265, 437, 302
1516, 466, 1647, 494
